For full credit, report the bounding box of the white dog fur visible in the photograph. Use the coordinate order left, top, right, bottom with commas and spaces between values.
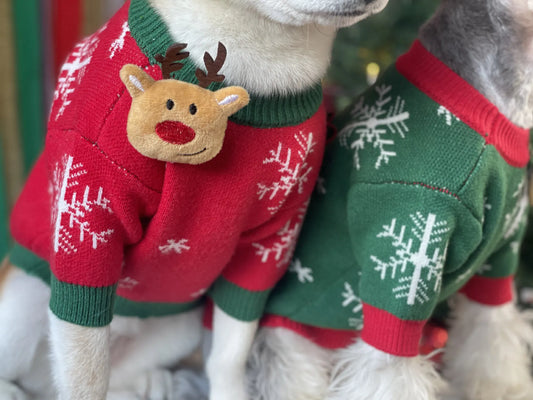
0, 0, 388, 399
247, 0, 533, 400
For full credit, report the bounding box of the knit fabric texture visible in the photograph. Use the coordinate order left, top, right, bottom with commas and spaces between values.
9, 0, 327, 326
263, 40, 530, 356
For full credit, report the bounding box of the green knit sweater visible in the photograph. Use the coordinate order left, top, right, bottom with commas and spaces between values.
263, 41, 530, 356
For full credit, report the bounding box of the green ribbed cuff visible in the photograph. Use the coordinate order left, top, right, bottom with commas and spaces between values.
208, 278, 270, 322
114, 296, 202, 318
50, 276, 117, 327
9, 243, 51, 283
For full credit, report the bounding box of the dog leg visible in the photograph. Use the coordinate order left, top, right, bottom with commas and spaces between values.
0, 263, 50, 396
327, 340, 446, 400
247, 327, 332, 400
205, 306, 258, 400
443, 295, 533, 400
48, 311, 111, 400
108, 309, 203, 400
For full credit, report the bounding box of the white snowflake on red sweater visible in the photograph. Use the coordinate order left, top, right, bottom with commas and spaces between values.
257, 131, 316, 214
52, 155, 114, 254
109, 21, 129, 59
159, 239, 191, 255
252, 203, 308, 268
54, 34, 101, 120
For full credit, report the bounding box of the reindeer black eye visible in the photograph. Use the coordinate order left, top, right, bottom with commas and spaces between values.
189, 104, 197, 115
166, 100, 174, 110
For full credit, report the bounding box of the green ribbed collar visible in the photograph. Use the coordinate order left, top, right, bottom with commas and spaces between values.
128, 0, 323, 128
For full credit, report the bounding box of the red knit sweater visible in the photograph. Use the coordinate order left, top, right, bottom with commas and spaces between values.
10, 1, 327, 326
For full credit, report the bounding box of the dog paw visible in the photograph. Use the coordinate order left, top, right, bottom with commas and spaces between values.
172, 369, 208, 400
136, 369, 174, 400
0, 380, 28, 400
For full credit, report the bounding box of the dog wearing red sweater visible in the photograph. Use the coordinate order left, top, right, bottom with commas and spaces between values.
0, 0, 388, 399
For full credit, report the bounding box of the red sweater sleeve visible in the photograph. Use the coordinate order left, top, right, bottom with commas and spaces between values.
45, 130, 160, 325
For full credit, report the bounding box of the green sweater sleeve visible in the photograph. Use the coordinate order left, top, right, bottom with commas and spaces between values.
347, 181, 482, 355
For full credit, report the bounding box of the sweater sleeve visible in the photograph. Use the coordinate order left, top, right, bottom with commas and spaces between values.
460, 214, 528, 306
348, 182, 481, 356
208, 202, 309, 322
46, 130, 160, 327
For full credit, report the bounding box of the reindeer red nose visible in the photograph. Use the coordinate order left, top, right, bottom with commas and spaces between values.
155, 121, 196, 145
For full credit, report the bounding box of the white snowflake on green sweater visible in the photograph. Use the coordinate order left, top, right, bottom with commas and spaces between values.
371, 212, 450, 306
437, 105, 461, 126
503, 178, 528, 240
339, 85, 410, 170
289, 259, 314, 283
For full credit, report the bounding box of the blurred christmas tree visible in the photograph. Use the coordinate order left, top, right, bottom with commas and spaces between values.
327, 0, 439, 111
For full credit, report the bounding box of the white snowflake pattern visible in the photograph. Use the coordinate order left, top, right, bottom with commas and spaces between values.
52, 155, 114, 254
315, 176, 327, 195
339, 85, 409, 170
252, 204, 307, 268
54, 35, 100, 120
257, 131, 316, 215
289, 259, 314, 283
341, 282, 363, 314
118, 277, 140, 290
510, 241, 521, 254
437, 105, 461, 126
371, 212, 450, 306
503, 179, 529, 240
109, 21, 130, 59
159, 239, 191, 255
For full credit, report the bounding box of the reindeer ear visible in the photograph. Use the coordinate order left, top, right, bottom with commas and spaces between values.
120, 64, 155, 98
214, 86, 250, 117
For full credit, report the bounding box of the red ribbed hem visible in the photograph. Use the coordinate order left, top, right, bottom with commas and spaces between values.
396, 40, 530, 168
460, 275, 514, 306
203, 300, 358, 348
261, 314, 358, 349
360, 303, 425, 357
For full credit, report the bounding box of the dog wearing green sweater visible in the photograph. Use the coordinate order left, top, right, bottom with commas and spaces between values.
247, 1, 533, 399
0, 0, 388, 400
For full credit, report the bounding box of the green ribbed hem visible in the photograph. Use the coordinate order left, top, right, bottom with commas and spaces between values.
50, 276, 117, 327
208, 277, 270, 322
9, 243, 50, 283
128, 0, 323, 128
114, 296, 202, 318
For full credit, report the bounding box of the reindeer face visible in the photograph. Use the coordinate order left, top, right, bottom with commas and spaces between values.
232, 0, 389, 27
120, 43, 249, 165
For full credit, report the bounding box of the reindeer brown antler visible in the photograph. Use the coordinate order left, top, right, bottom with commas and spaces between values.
155, 43, 190, 79
196, 42, 227, 89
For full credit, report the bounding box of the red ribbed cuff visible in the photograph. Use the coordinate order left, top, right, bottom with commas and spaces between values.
460, 275, 514, 306
360, 303, 425, 357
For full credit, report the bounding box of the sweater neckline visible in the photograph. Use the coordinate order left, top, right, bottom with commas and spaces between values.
127, 0, 323, 128
396, 40, 530, 168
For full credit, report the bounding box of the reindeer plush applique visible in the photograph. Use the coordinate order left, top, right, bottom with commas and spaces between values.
120, 42, 250, 164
